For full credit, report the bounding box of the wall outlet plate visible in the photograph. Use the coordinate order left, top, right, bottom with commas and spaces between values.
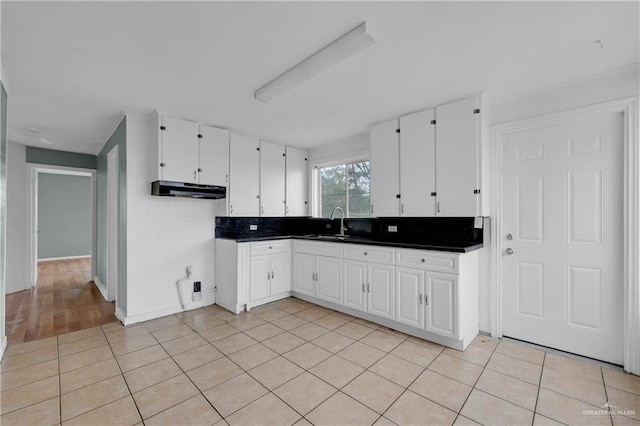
474, 217, 484, 229
192, 292, 202, 302
249, 224, 258, 231
388, 225, 398, 232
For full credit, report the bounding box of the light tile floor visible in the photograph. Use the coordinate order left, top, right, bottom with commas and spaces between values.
1, 297, 639, 425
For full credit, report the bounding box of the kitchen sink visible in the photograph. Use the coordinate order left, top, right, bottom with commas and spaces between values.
304, 234, 350, 241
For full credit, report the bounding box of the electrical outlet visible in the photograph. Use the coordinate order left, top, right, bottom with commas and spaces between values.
388, 225, 398, 232
474, 217, 484, 229
249, 224, 258, 231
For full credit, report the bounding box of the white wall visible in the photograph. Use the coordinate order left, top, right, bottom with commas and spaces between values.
6, 142, 27, 294
123, 114, 219, 324
308, 133, 369, 163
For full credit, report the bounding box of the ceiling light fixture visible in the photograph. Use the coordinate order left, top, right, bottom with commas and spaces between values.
254, 21, 377, 103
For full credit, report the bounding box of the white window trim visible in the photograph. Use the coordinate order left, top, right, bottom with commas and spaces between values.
309, 150, 370, 218
490, 96, 640, 374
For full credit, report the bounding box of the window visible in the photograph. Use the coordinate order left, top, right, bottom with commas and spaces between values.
319, 160, 370, 217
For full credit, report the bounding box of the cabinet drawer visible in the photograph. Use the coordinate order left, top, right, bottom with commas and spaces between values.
250, 240, 290, 255
343, 244, 395, 265
293, 240, 343, 257
396, 248, 459, 274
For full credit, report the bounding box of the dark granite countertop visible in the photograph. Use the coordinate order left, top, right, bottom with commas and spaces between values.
217, 234, 483, 253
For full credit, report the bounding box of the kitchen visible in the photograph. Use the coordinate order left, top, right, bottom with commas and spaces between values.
1, 1, 639, 425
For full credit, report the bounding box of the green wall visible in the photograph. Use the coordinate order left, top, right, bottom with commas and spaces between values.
26, 146, 97, 169
37, 173, 92, 259
97, 117, 127, 314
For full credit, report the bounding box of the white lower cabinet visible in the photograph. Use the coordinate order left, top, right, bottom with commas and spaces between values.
293, 251, 342, 304
396, 267, 457, 339
343, 260, 395, 320
248, 241, 291, 308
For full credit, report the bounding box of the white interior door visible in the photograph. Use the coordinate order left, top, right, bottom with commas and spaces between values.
502, 111, 624, 364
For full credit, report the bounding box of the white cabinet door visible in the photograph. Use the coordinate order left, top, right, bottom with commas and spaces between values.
436, 96, 480, 216
229, 133, 260, 216
270, 252, 291, 295
316, 256, 342, 304
198, 125, 229, 186
293, 253, 315, 296
260, 140, 286, 217
343, 260, 367, 313
160, 116, 199, 183
400, 110, 436, 217
250, 255, 271, 301
368, 263, 395, 320
425, 272, 457, 338
285, 146, 308, 216
396, 267, 424, 328
370, 119, 400, 217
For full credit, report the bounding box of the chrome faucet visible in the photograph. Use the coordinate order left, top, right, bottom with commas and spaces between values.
330, 206, 347, 237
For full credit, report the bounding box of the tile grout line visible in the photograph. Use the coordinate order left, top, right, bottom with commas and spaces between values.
531, 351, 547, 426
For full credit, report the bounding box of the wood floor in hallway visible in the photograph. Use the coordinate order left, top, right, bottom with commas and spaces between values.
4, 258, 118, 343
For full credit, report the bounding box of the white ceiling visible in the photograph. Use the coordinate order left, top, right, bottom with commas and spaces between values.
2, 1, 638, 155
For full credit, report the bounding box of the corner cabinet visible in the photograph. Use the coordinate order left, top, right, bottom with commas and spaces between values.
285, 146, 309, 216
154, 114, 229, 186
229, 133, 260, 216
259, 141, 286, 217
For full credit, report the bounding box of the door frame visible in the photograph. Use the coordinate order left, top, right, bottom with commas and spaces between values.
27, 164, 97, 288
106, 145, 119, 304
490, 97, 639, 374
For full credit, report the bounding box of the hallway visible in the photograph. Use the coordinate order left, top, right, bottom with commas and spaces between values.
4, 258, 117, 343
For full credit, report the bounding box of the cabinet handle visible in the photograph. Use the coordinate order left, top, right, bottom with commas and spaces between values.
230, 205, 233, 214
425, 294, 429, 306
437, 202, 440, 214
367, 283, 370, 293
419, 294, 423, 304
261, 206, 264, 215
194, 170, 197, 181
401, 203, 404, 214
362, 283, 365, 293
286, 206, 289, 214
421, 258, 426, 263
267, 272, 270, 280
271, 271, 275, 279
226, 174, 228, 183
371, 204, 374, 214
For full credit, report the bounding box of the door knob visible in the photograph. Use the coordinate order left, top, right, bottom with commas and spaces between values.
505, 248, 514, 255
506, 233, 513, 240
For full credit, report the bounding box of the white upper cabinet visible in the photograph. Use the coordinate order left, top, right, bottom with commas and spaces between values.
285, 146, 309, 217
198, 125, 229, 186
259, 140, 286, 217
370, 118, 400, 217
229, 133, 260, 216
399, 109, 436, 217
158, 115, 199, 183
435, 96, 481, 216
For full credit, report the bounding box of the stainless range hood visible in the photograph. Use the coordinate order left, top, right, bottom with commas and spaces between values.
151, 180, 226, 199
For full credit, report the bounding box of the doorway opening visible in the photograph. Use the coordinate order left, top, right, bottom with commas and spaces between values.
4, 164, 116, 343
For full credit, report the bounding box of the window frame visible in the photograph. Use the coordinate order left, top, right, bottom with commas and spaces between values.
310, 151, 370, 218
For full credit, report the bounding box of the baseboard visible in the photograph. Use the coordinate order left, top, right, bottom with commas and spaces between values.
93, 276, 108, 301
120, 289, 216, 326
0, 335, 7, 361
115, 306, 126, 324
38, 255, 91, 262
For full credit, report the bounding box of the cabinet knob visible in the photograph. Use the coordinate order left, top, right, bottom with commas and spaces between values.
364, 252, 368, 256
269, 246, 272, 249
421, 258, 426, 263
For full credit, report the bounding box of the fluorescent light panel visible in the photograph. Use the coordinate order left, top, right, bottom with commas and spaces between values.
255, 22, 377, 102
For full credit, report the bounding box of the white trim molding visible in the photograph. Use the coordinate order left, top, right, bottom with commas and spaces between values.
93, 275, 108, 302
490, 97, 640, 374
